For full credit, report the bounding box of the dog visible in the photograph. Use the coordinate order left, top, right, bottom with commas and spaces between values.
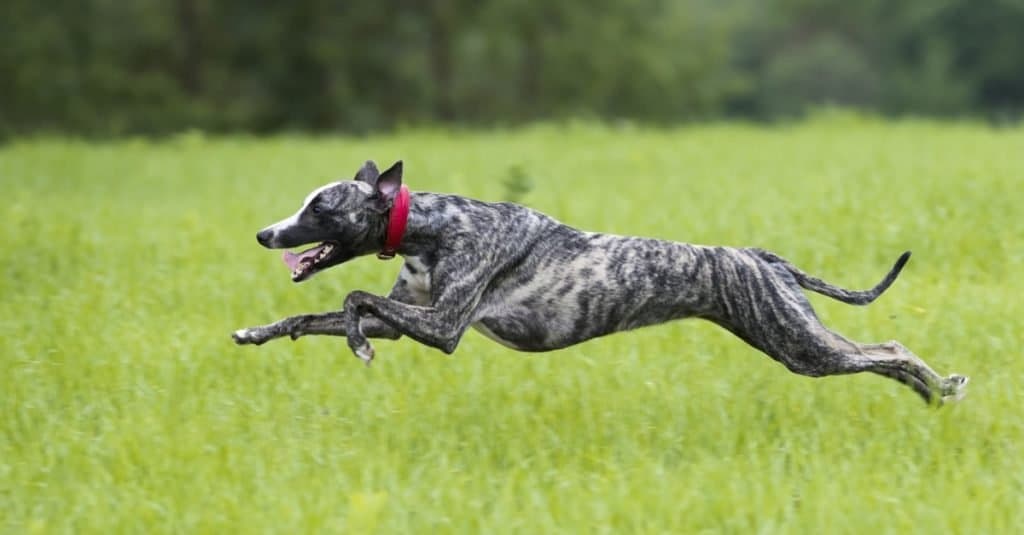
232, 160, 968, 405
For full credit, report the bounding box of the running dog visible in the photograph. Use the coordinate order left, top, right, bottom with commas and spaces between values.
232, 160, 968, 405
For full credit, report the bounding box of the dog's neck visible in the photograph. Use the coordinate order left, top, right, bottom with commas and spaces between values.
377, 185, 410, 259
383, 192, 449, 259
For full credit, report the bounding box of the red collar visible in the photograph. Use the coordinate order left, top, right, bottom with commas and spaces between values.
378, 184, 410, 260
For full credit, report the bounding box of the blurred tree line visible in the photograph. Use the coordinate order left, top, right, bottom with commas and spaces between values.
1, 0, 1022, 136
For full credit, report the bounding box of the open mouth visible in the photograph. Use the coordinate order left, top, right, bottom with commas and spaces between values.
282, 241, 340, 282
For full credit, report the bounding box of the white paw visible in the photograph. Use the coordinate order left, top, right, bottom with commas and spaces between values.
232, 328, 264, 345
941, 374, 969, 404
355, 342, 375, 364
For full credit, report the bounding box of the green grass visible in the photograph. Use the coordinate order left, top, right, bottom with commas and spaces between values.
2, 114, 1023, 533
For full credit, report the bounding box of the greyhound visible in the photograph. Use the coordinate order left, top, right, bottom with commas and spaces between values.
232, 160, 968, 405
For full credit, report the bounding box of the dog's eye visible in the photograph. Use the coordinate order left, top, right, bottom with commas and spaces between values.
311, 204, 322, 215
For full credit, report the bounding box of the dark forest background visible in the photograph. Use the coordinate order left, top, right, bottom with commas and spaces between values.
2, 0, 1023, 137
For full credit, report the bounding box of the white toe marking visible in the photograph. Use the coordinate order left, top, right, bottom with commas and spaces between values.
356, 343, 374, 361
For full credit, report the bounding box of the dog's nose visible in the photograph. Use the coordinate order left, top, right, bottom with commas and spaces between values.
256, 229, 274, 247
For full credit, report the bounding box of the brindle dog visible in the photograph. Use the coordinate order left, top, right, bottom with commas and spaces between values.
233, 160, 968, 405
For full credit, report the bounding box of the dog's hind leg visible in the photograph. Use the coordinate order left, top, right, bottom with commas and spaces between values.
733, 314, 966, 405
859, 341, 969, 403
711, 258, 966, 404
857, 365, 934, 403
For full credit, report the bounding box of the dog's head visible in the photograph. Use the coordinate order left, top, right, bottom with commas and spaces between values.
256, 160, 405, 282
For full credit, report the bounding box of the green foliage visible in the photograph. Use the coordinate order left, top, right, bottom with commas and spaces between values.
737, 0, 1024, 119
501, 164, 533, 203
2, 0, 1023, 136
2, 120, 1023, 532
762, 32, 878, 114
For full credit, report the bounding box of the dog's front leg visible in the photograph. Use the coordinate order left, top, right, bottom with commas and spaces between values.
233, 314, 312, 345
232, 313, 400, 346
342, 290, 476, 362
233, 277, 422, 346
340, 253, 495, 362
340, 256, 495, 361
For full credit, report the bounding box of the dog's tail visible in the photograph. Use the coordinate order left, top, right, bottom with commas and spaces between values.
753, 249, 911, 305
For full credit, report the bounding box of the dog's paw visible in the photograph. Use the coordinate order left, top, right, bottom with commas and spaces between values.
232, 327, 268, 345
353, 341, 375, 366
940, 374, 969, 404
346, 331, 375, 365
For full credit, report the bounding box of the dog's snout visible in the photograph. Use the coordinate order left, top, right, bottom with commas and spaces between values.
256, 228, 274, 247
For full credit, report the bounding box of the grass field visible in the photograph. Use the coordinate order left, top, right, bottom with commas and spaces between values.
2, 115, 1023, 533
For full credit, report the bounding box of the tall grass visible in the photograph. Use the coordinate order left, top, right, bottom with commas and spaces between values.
2, 115, 1023, 533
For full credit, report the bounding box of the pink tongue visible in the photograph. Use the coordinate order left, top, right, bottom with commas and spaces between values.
282, 244, 327, 271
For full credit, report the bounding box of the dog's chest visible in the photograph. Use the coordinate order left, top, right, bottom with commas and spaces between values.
399, 256, 432, 304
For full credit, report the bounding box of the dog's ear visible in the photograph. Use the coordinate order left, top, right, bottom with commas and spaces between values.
375, 160, 403, 200
354, 160, 380, 184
